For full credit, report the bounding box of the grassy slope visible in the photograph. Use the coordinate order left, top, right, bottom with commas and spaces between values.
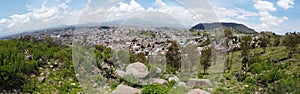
216, 46, 300, 93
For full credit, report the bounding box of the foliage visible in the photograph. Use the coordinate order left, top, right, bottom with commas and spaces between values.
123, 74, 141, 88
283, 32, 299, 55
0, 38, 81, 93
240, 36, 252, 71
142, 84, 168, 94
200, 47, 212, 74
166, 41, 181, 74
259, 36, 270, 53
248, 61, 269, 74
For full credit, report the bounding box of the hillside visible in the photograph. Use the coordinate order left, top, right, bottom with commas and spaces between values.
191, 22, 257, 34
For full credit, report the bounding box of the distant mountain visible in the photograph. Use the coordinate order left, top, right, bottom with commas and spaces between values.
191, 22, 257, 34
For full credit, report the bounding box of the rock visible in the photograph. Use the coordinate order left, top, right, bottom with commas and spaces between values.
150, 78, 168, 85
168, 76, 180, 82
187, 78, 212, 88
71, 83, 76, 86
149, 66, 162, 77
163, 74, 170, 79
126, 62, 149, 78
112, 84, 141, 94
93, 83, 97, 88
177, 81, 187, 88
38, 77, 46, 82
77, 92, 84, 94
187, 89, 210, 94
116, 70, 126, 78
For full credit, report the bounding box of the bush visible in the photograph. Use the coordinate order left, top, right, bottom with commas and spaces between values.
110, 80, 121, 90
142, 84, 168, 94
243, 76, 256, 85
257, 69, 286, 85
224, 74, 232, 80
123, 74, 141, 87
267, 77, 300, 93
248, 61, 269, 74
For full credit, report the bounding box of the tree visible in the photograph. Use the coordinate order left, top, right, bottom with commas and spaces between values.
283, 32, 298, 55
166, 41, 181, 74
224, 27, 234, 72
200, 47, 212, 74
240, 36, 252, 71
259, 36, 270, 53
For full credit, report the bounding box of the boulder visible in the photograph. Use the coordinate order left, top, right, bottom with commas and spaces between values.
177, 81, 187, 88
168, 76, 180, 82
187, 78, 212, 88
187, 89, 210, 94
149, 66, 162, 77
116, 70, 126, 78
126, 62, 149, 78
150, 78, 168, 85
112, 84, 141, 94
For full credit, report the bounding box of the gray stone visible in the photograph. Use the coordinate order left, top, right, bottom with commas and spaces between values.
93, 83, 97, 88
149, 66, 162, 77
187, 89, 210, 94
168, 76, 180, 82
187, 78, 212, 88
112, 84, 141, 94
116, 70, 126, 78
177, 81, 187, 88
126, 62, 149, 78
38, 77, 46, 82
150, 78, 168, 85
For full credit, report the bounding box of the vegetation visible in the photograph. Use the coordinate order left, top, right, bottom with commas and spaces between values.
166, 41, 181, 74
216, 32, 300, 94
200, 47, 212, 74
0, 37, 81, 93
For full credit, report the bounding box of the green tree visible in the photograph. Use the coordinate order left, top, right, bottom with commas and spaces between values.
283, 32, 298, 55
166, 41, 181, 74
200, 47, 212, 74
240, 36, 252, 71
224, 27, 234, 72
259, 36, 270, 53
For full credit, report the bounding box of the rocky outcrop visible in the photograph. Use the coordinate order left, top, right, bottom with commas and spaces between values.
112, 84, 141, 94
187, 89, 210, 94
126, 62, 149, 78
187, 78, 212, 88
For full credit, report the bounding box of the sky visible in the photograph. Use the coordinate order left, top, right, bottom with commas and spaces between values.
0, 0, 299, 37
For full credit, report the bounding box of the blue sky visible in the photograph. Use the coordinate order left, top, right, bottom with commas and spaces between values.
0, 0, 299, 37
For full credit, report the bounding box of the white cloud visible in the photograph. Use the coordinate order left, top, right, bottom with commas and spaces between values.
213, 7, 258, 20
253, 0, 277, 11
108, 0, 120, 3
154, 0, 166, 7
259, 11, 288, 26
277, 0, 294, 9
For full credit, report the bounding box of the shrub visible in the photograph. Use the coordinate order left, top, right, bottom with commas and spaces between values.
224, 74, 232, 80
267, 77, 300, 93
142, 84, 168, 94
123, 74, 141, 87
243, 76, 256, 85
248, 61, 269, 74
257, 69, 286, 85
